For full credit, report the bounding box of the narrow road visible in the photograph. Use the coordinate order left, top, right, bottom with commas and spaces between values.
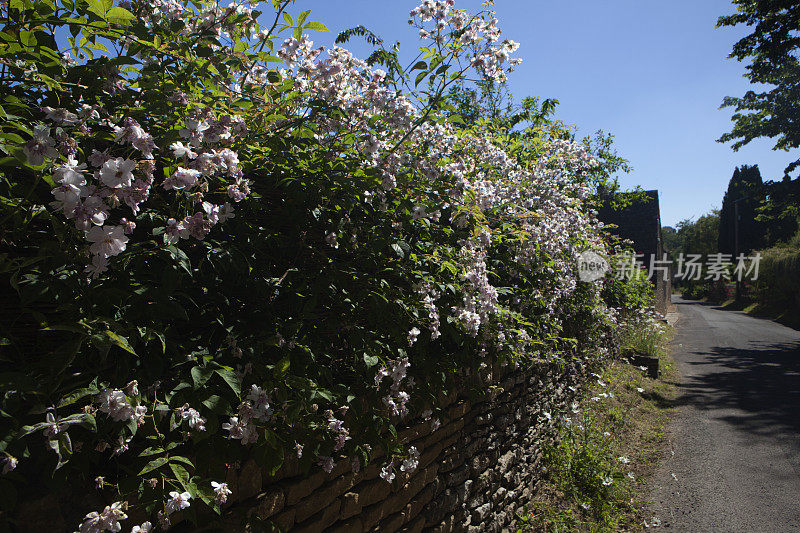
647, 296, 800, 532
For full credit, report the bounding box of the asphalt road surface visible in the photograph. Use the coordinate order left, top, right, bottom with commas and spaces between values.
647, 296, 800, 532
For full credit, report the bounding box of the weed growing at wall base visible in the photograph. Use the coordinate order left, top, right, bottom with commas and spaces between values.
516, 317, 677, 532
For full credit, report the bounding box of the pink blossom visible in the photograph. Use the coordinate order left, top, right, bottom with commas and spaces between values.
43, 412, 67, 439
78, 501, 127, 533
125, 404, 145, 426
99, 158, 136, 188
181, 407, 206, 431
162, 167, 200, 191
379, 460, 395, 483
87, 225, 128, 258
112, 435, 132, 456
131, 522, 152, 533
42, 106, 79, 124
170, 142, 197, 159
23, 126, 58, 166
2, 455, 17, 474
120, 218, 136, 234
70, 195, 109, 230
317, 455, 335, 473
97, 389, 134, 421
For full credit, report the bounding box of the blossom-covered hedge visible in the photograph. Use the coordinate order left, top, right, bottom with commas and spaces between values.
0, 0, 622, 530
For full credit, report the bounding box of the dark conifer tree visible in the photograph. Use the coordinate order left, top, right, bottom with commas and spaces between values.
718, 165, 765, 255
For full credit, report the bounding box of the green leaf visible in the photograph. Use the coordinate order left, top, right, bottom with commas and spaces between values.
297, 10, 311, 26
194, 481, 218, 509
138, 447, 165, 457
282, 12, 293, 26
66, 413, 97, 432
58, 382, 99, 408
274, 356, 290, 378
215, 368, 241, 396
106, 6, 134, 25
139, 456, 169, 475
170, 463, 193, 494
104, 330, 136, 355
201, 394, 228, 413
169, 455, 194, 468
87, 0, 112, 19
191, 366, 213, 388
303, 21, 329, 32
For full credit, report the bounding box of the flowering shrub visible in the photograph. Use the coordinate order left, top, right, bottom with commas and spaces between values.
0, 0, 623, 529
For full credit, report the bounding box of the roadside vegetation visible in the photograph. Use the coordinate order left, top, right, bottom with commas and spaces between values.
517, 311, 677, 532
717, 231, 800, 329
0, 0, 654, 529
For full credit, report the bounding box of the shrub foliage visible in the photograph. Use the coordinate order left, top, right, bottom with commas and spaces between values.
0, 0, 627, 529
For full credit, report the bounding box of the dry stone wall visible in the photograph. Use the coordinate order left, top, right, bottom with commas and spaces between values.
215, 359, 585, 532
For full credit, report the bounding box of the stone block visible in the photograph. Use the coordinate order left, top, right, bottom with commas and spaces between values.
361, 500, 389, 531
400, 514, 425, 533
327, 516, 363, 533
419, 440, 445, 470
256, 488, 284, 519
271, 507, 295, 531
448, 401, 470, 420
454, 479, 473, 502
285, 469, 327, 506
353, 476, 392, 508
427, 513, 456, 533
378, 511, 405, 533
340, 491, 362, 520
445, 465, 469, 487
295, 481, 343, 523
403, 483, 435, 524
399, 419, 432, 444
292, 498, 341, 533
238, 459, 263, 500
467, 490, 485, 510
472, 502, 492, 523
438, 447, 464, 473
423, 488, 459, 524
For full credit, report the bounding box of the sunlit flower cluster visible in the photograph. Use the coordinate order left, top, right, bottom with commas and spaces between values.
0, 0, 634, 528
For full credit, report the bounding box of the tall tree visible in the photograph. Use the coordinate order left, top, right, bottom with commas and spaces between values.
661, 225, 680, 255
757, 175, 800, 244
717, 1, 800, 176
677, 211, 721, 257
719, 165, 765, 255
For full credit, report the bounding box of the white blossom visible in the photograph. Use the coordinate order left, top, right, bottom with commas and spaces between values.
211, 481, 232, 504
165, 491, 191, 514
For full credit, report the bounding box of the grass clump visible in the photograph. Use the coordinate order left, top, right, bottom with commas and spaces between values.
617, 312, 671, 358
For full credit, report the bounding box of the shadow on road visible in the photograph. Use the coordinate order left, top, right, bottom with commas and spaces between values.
655, 338, 800, 437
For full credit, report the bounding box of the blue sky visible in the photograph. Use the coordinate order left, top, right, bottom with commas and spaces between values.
296, 0, 794, 226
